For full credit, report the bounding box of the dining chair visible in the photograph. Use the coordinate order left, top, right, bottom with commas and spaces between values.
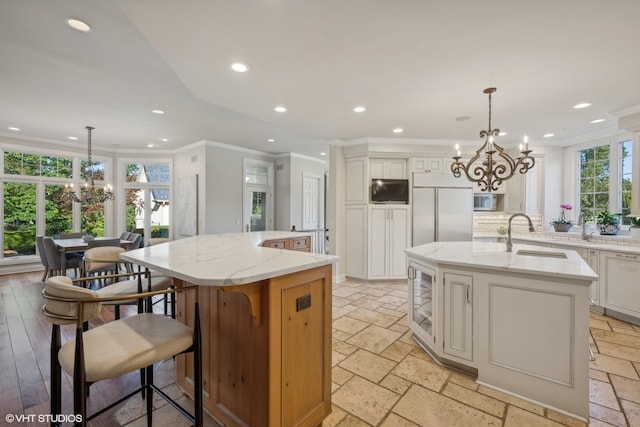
42, 275, 202, 427
42, 236, 82, 277
36, 235, 50, 281
126, 233, 142, 251
59, 232, 85, 239
86, 238, 121, 248
119, 231, 133, 240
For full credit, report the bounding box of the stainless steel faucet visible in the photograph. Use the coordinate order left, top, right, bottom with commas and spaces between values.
505, 213, 536, 252
577, 211, 593, 241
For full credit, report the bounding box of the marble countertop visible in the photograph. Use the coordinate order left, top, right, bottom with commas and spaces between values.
120, 231, 338, 286
405, 241, 598, 282
475, 232, 640, 255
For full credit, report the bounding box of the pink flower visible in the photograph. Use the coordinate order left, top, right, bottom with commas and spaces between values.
560, 204, 572, 210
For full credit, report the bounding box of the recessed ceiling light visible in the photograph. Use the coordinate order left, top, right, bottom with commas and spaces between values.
589, 118, 606, 124
543, 133, 555, 138
8, 126, 20, 131
230, 63, 248, 73
392, 128, 403, 134
267, 138, 276, 142
353, 106, 366, 113
68, 136, 78, 140
161, 138, 168, 142
151, 109, 165, 115
573, 102, 592, 109
320, 152, 326, 156
274, 106, 287, 113
66, 18, 92, 33
455, 115, 471, 122
147, 144, 154, 148
498, 131, 507, 136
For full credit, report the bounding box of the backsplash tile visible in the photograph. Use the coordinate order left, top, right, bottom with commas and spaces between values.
473, 213, 640, 248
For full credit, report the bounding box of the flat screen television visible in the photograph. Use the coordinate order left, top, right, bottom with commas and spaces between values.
371, 179, 409, 204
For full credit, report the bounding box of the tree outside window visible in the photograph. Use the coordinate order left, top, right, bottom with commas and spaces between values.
579, 145, 610, 222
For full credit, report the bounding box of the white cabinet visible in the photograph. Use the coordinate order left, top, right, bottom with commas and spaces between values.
411, 157, 458, 174
599, 251, 640, 318
504, 156, 543, 214
345, 205, 368, 279
411, 157, 443, 173
345, 157, 368, 204
408, 262, 437, 347
550, 243, 599, 306
587, 249, 600, 306
443, 272, 473, 362
370, 158, 407, 179
368, 206, 409, 279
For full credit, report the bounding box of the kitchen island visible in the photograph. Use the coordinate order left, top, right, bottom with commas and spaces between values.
121, 231, 338, 427
405, 241, 597, 422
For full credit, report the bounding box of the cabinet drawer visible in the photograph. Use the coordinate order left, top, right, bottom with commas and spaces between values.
264, 239, 286, 249
291, 237, 310, 251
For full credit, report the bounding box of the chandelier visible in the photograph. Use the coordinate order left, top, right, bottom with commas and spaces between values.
451, 87, 535, 192
62, 126, 114, 203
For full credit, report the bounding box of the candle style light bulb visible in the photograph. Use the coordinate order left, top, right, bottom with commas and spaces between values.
523, 135, 529, 151
455, 143, 460, 151
519, 143, 523, 152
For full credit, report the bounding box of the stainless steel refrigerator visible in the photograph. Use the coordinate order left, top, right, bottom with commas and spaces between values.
412, 173, 474, 245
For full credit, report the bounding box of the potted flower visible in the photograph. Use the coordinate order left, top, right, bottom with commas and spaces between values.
596, 210, 620, 235
550, 203, 574, 232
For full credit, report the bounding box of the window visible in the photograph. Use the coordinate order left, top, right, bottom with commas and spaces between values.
3, 182, 37, 257
620, 140, 633, 225
579, 145, 610, 221
1, 149, 112, 260
123, 162, 171, 244
577, 139, 632, 225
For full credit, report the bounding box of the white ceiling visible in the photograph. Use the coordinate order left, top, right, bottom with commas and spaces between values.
1, 0, 640, 159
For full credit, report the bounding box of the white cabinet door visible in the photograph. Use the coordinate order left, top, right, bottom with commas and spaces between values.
412, 157, 446, 173
587, 249, 600, 306
368, 207, 389, 279
367, 206, 409, 279
599, 251, 640, 317
387, 159, 407, 178
551, 243, 598, 306
346, 157, 368, 204
408, 262, 437, 347
389, 207, 409, 279
504, 156, 543, 214
443, 272, 473, 362
369, 159, 385, 180
370, 158, 407, 179
345, 205, 368, 279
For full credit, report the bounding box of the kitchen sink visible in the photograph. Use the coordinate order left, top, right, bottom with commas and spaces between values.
515, 249, 568, 259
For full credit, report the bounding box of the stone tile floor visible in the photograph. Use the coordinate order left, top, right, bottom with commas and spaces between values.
120, 279, 640, 426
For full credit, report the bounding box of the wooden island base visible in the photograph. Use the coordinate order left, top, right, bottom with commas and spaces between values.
174, 263, 333, 427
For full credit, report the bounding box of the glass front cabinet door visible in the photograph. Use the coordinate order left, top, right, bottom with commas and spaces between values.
408, 261, 437, 349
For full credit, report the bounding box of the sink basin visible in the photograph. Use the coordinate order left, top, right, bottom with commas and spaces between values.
515, 249, 567, 259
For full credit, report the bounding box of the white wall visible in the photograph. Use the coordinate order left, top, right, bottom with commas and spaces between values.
274, 155, 291, 230
173, 142, 207, 237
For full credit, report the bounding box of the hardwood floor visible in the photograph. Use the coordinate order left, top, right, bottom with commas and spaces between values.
0, 271, 192, 426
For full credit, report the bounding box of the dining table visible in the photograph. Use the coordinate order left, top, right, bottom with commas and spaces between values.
53, 237, 133, 274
